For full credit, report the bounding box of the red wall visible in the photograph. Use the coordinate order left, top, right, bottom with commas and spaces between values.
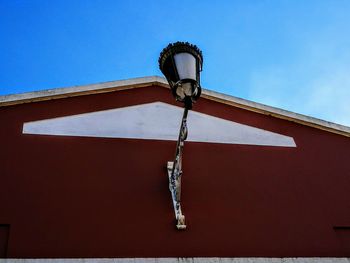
0, 85, 350, 257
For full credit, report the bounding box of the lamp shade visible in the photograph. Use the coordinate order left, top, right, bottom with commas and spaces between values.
159, 42, 203, 108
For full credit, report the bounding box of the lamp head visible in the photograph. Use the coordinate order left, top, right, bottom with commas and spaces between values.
159, 42, 203, 108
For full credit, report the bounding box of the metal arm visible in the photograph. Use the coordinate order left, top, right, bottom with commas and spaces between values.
167, 106, 189, 230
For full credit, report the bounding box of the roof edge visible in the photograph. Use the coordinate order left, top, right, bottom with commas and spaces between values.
200, 89, 350, 137
0, 76, 169, 107
1, 75, 350, 137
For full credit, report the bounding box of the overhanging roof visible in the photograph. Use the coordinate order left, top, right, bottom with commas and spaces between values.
1, 76, 350, 137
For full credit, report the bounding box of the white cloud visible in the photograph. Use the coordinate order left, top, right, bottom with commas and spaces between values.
248, 28, 350, 126
306, 67, 350, 125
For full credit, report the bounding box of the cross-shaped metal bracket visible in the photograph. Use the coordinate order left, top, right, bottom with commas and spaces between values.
167, 161, 186, 230
166, 107, 189, 230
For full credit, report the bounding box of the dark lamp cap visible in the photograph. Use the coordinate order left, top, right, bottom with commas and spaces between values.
158, 41, 203, 72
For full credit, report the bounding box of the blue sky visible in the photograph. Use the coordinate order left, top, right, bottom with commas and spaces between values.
1, 1, 350, 126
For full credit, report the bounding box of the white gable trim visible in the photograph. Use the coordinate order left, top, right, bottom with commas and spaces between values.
23, 102, 296, 147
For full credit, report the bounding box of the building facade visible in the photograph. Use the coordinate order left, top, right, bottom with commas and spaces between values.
0, 76, 349, 261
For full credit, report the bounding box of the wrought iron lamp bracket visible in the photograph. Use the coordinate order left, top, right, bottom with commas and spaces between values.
167, 107, 189, 230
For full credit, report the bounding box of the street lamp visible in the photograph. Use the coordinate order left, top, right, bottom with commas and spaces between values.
159, 42, 203, 230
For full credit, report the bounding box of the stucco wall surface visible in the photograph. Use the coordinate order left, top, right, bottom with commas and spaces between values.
1, 85, 350, 258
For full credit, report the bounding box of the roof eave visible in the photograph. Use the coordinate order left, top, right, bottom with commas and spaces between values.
201, 89, 350, 138
1, 75, 350, 137
0, 76, 169, 107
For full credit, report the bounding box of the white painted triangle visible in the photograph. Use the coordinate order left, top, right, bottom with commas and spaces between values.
22, 102, 296, 147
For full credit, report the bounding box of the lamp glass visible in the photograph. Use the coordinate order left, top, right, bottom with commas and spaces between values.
174, 53, 197, 80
